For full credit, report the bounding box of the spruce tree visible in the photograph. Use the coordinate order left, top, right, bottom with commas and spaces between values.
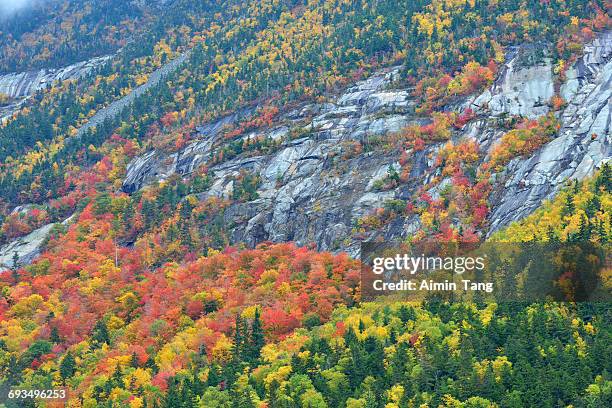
50, 326, 61, 344
562, 192, 575, 218
594, 163, 611, 192
165, 378, 181, 408
234, 314, 244, 359
92, 319, 111, 345
11, 252, 20, 282
59, 351, 76, 383
250, 308, 265, 362
577, 215, 591, 241
131, 352, 139, 368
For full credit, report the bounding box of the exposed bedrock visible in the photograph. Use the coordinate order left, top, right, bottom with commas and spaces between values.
486, 31, 612, 234
122, 31, 611, 253
0, 56, 111, 119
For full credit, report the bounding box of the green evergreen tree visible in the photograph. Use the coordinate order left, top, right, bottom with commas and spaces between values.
562, 192, 575, 218
50, 326, 61, 343
250, 308, 265, 362
59, 351, 76, 383
11, 252, 20, 282
92, 319, 111, 345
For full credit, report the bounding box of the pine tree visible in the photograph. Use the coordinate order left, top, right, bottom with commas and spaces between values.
249, 308, 265, 362
111, 364, 123, 387
92, 319, 111, 345
596, 219, 608, 243
562, 193, 575, 218
577, 215, 591, 241
364, 390, 378, 408
546, 226, 559, 243
59, 351, 76, 383
11, 251, 20, 270
234, 314, 245, 359
207, 364, 221, 387
131, 352, 140, 368
398, 305, 416, 323
11, 252, 20, 282
146, 354, 158, 374
165, 378, 181, 408
235, 386, 257, 408
50, 326, 61, 343
594, 163, 611, 192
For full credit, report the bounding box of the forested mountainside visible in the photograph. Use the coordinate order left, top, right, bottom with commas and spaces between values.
0, 0, 610, 407
0, 0, 167, 74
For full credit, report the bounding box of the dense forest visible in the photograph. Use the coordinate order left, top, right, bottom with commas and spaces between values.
0, 169, 609, 407
0, 0, 610, 406
0, 0, 148, 74
152, 301, 610, 408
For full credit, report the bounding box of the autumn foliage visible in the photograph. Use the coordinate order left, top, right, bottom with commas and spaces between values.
414, 61, 497, 114
486, 113, 561, 171
0, 233, 360, 403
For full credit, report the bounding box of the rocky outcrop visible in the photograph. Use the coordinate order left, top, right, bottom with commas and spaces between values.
123, 107, 251, 193
473, 46, 554, 118
123, 67, 419, 254
0, 223, 56, 272
122, 31, 611, 252
0, 56, 111, 99
122, 67, 415, 194
487, 31, 612, 233
0, 56, 111, 119
0, 209, 78, 272
1, 49, 190, 131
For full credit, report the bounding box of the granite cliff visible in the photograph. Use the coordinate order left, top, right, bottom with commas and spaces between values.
0, 56, 112, 119
3, 32, 610, 267
121, 32, 611, 254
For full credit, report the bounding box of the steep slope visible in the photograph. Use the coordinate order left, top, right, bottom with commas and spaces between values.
0, 29, 607, 269
0, 223, 55, 272
122, 66, 417, 253
0, 29, 609, 270
75, 50, 191, 138
0, 0, 152, 73
491, 164, 610, 242
0, 56, 111, 99
0, 2, 609, 407
121, 31, 611, 253
0, 56, 111, 120
487, 31, 612, 232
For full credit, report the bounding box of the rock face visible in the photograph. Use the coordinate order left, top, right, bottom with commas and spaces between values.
474, 46, 554, 118
123, 67, 419, 255
122, 31, 611, 252
486, 31, 612, 234
122, 106, 249, 193
0, 56, 111, 119
0, 56, 111, 99
0, 223, 56, 272
1, 49, 190, 128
